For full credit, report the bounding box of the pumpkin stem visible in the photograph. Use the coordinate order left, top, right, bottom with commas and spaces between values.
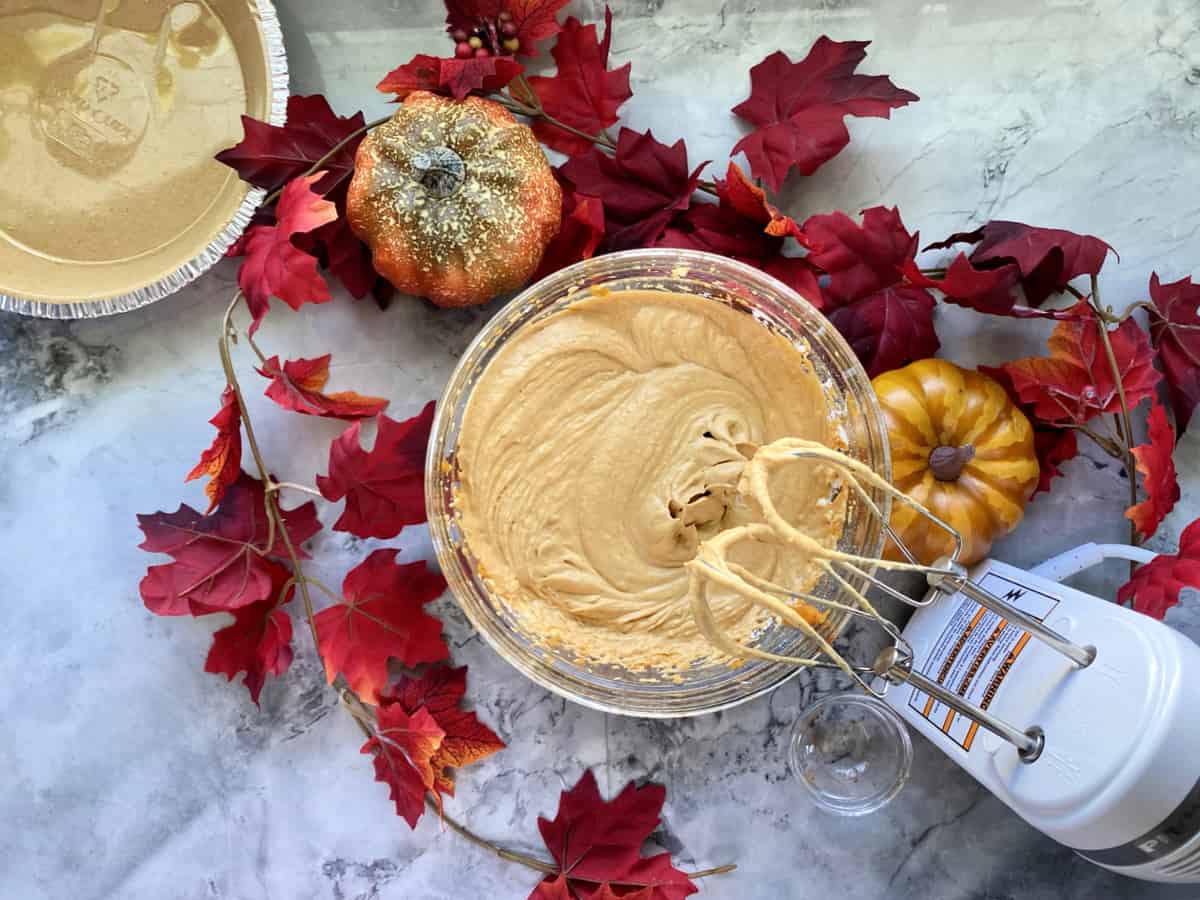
929, 444, 975, 481
412, 146, 465, 198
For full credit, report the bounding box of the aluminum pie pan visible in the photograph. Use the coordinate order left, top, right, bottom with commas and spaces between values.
0, 0, 288, 320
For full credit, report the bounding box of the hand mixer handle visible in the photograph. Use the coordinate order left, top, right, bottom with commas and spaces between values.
872, 646, 1045, 761
927, 559, 1097, 669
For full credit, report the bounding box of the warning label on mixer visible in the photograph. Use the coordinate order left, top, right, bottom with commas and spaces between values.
907, 571, 1059, 751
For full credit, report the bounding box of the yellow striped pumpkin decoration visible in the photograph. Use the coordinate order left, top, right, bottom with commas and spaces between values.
872, 358, 1040, 566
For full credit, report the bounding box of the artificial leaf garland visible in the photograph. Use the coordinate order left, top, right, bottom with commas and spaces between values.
730, 38, 918, 191
185, 385, 242, 512
525, 9, 631, 156
216, 94, 366, 198
134, 3, 1200, 894
138, 472, 319, 616
534, 190, 605, 279
559, 127, 709, 251
317, 404, 436, 539
381, 666, 506, 799
220, 95, 390, 304
378, 52, 526, 101
236, 172, 338, 331
257, 354, 389, 420
1148, 272, 1200, 434
927, 221, 1115, 306
802, 205, 917, 306
204, 589, 296, 705
1117, 518, 1200, 620
314, 549, 450, 704
1126, 400, 1180, 542
363, 704, 447, 828
1001, 301, 1161, 425
532, 770, 699, 900
799, 206, 940, 374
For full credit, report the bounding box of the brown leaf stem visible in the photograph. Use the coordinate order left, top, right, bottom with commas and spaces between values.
246, 330, 270, 365
427, 796, 559, 873
1064, 423, 1124, 460
490, 89, 721, 198
689, 865, 739, 878
419, 793, 736, 881
1088, 275, 1139, 549
301, 575, 342, 605
266, 481, 324, 499
493, 91, 618, 151
218, 294, 321, 647
218, 295, 276, 557
261, 115, 391, 206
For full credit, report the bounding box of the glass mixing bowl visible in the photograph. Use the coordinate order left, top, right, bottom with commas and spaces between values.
425, 249, 891, 717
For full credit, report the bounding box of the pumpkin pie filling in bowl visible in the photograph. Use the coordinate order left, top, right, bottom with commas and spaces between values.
427, 249, 892, 717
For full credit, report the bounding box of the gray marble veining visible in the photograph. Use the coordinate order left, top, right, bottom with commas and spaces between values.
3, 1, 1200, 898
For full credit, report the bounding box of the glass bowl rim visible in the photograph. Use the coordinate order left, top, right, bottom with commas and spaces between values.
425, 248, 892, 718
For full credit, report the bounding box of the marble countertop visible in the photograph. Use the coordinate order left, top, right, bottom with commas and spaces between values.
4, 1, 1200, 898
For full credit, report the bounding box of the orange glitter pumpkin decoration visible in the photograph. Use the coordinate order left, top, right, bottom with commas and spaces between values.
346, 92, 561, 308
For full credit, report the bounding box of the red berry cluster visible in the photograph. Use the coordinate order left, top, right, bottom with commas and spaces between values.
452, 10, 520, 59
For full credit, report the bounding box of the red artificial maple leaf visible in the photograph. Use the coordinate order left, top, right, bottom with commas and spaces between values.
529, 877, 574, 900
526, 9, 632, 156
902, 255, 1017, 315
362, 704, 445, 828
1148, 272, 1200, 434
377, 54, 525, 101
311, 217, 381, 300
826, 285, 939, 377
1001, 301, 1161, 425
237, 173, 338, 333
445, 0, 569, 56
534, 190, 606, 280
714, 162, 804, 241
559, 128, 708, 251
316, 402, 436, 539
137, 472, 320, 616
899, 254, 1082, 321
257, 354, 388, 420
1031, 427, 1080, 496
531, 770, 697, 900
216, 94, 365, 197
185, 385, 242, 513
216, 94, 384, 301
531, 880, 654, 900
314, 549, 449, 704
795, 206, 937, 374
380, 666, 505, 798
1117, 517, 1200, 620
592, 887, 653, 900
802, 206, 916, 305
656, 203, 821, 307
926, 221, 1115, 306
731, 38, 917, 191
978, 365, 1079, 497
1126, 400, 1180, 541
226, 206, 276, 258
204, 581, 295, 705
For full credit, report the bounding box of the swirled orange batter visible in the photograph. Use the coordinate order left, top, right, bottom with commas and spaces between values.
456, 289, 845, 670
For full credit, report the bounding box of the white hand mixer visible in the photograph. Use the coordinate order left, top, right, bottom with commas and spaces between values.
689, 438, 1200, 884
